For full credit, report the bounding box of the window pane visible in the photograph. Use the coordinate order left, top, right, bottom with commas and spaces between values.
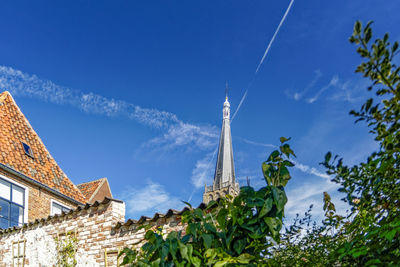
12, 185, 24, 205
0, 218, 9, 229
10, 204, 23, 224
62, 207, 71, 213
52, 203, 62, 215
0, 199, 9, 220
10, 220, 19, 227
0, 179, 10, 200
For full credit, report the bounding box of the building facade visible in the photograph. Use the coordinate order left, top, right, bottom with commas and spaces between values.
203, 96, 239, 203
0, 91, 112, 229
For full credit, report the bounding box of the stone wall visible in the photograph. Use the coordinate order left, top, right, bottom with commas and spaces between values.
0, 198, 184, 267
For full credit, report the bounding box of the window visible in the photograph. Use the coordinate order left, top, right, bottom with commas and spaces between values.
51, 201, 71, 216
0, 178, 25, 229
21, 142, 34, 158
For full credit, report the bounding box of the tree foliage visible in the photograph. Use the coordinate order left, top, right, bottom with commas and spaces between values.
119, 138, 295, 266
271, 21, 400, 266
120, 21, 400, 266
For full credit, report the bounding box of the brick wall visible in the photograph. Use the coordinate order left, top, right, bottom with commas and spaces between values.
90, 180, 112, 204
0, 168, 80, 222
0, 199, 184, 267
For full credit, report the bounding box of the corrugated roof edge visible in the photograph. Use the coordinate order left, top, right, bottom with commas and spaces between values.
0, 195, 207, 236
113, 202, 207, 230
0, 197, 123, 236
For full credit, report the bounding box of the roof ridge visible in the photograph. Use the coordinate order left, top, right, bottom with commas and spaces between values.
77, 177, 107, 186
0, 91, 11, 103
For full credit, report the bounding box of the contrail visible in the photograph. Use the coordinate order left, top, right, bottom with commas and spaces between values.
255, 0, 295, 74
231, 89, 247, 121
232, 0, 295, 122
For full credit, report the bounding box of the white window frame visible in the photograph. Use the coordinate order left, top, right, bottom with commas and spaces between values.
50, 199, 72, 216
0, 174, 29, 225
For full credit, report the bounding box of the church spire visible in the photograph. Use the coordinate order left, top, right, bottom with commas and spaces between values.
203, 91, 239, 204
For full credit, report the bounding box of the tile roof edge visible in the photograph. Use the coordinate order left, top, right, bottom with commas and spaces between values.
77, 177, 107, 187
0, 163, 84, 207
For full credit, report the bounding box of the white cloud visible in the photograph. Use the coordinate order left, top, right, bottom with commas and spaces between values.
329, 78, 369, 103
121, 180, 184, 219
237, 137, 276, 148
285, 179, 339, 219
307, 75, 339, 103
0, 65, 216, 151
147, 122, 218, 151
190, 149, 218, 189
286, 69, 322, 101
292, 160, 330, 179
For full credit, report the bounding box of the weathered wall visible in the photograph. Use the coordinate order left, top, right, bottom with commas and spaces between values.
0, 199, 184, 267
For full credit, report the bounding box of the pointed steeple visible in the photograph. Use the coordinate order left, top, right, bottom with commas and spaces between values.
203, 93, 239, 203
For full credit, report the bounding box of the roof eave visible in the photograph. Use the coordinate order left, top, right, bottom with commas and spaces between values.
0, 162, 85, 206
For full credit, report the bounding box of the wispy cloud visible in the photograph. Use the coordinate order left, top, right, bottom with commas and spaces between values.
0, 65, 216, 150
121, 180, 184, 219
147, 122, 218, 151
285, 179, 339, 218
236, 137, 276, 148
292, 160, 330, 179
307, 75, 339, 104
190, 149, 218, 189
329, 78, 369, 103
286, 70, 322, 101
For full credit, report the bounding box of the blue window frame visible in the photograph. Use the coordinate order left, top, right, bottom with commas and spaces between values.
0, 178, 25, 229
22, 142, 34, 158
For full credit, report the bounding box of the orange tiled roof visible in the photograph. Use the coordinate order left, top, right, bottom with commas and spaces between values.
77, 178, 106, 201
0, 91, 86, 203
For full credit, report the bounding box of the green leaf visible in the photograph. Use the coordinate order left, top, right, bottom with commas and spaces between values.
280, 137, 290, 143
272, 187, 287, 212
202, 234, 213, 249
214, 261, 229, 267
365, 27, 372, 43
217, 208, 229, 227
268, 150, 280, 161
237, 253, 254, 264
264, 217, 282, 240
325, 152, 332, 163
393, 41, 399, 53
262, 162, 272, 186
145, 230, 156, 242
179, 242, 189, 261
233, 239, 246, 255
259, 197, 273, 218
204, 248, 217, 259
383, 229, 397, 241
354, 21, 361, 35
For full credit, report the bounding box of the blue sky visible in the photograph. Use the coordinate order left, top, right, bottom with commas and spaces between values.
1, 1, 399, 221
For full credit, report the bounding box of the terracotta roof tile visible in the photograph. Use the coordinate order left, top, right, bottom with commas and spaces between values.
77, 178, 105, 200
0, 91, 86, 203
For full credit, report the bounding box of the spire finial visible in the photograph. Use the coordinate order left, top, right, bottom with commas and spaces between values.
225, 81, 229, 100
